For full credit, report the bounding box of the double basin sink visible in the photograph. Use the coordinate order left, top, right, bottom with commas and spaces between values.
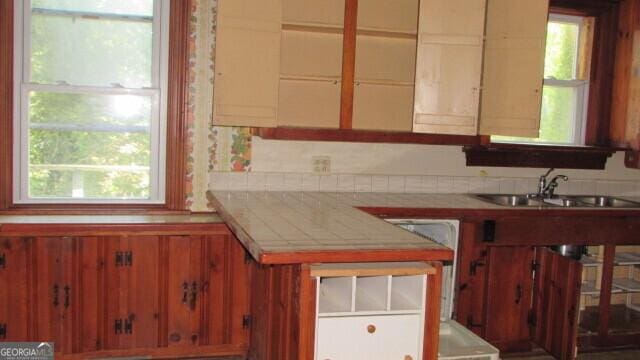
473, 194, 640, 208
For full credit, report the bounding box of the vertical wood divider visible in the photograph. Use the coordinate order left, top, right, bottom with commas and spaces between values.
339, 0, 358, 129
597, 244, 615, 342
0, 0, 14, 210
424, 261, 442, 360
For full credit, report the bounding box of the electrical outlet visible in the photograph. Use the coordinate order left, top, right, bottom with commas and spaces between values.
312, 156, 331, 175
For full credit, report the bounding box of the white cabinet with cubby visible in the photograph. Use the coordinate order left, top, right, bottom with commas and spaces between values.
312, 263, 430, 360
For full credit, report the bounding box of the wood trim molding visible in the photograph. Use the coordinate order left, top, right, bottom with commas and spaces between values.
463, 145, 616, 169
164, 0, 191, 210
256, 127, 481, 146
339, 0, 358, 129
0, 0, 191, 212
0, 0, 14, 210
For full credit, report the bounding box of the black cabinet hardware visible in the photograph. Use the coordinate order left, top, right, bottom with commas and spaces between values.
189, 282, 198, 310
64, 285, 70, 309
52, 284, 59, 307
469, 260, 485, 276
114, 319, 123, 334
182, 282, 189, 304
0, 323, 6, 339
515, 284, 523, 304
0, 253, 5, 269
466, 315, 482, 328
115, 251, 133, 267
242, 315, 252, 329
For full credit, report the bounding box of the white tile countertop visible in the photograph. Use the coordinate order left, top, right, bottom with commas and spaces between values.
208, 191, 640, 264
208, 191, 481, 264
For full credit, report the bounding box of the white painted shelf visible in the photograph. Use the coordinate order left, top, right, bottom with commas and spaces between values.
612, 278, 640, 292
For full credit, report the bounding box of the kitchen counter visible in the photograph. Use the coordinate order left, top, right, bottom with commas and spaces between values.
208, 191, 640, 263
208, 191, 466, 264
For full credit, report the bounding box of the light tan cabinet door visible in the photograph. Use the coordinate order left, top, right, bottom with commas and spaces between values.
353, 83, 415, 131
479, 0, 549, 137
213, 0, 282, 127
413, 0, 486, 136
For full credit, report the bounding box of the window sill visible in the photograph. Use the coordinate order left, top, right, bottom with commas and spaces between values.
463, 143, 618, 169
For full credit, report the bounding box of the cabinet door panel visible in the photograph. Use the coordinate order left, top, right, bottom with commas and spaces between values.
353, 83, 414, 131
355, 36, 416, 83
282, 0, 345, 27
278, 80, 341, 128
280, 31, 343, 79
104, 236, 160, 350
0, 238, 30, 341
413, 0, 485, 135
484, 246, 535, 351
357, 0, 419, 33
32, 237, 73, 352
167, 235, 204, 347
533, 247, 582, 360
479, 0, 549, 137
213, 0, 281, 127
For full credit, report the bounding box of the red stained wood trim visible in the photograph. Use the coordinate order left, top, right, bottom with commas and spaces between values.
0, 0, 190, 212
0, 0, 14, 210
339, 0, 358, 129
463, 145, 615, 169
59, 343, 247, 359
0, 222, 231, 237
298, 265, 317, 360
259, 249, 453, 265
423, 261, 442, 360
257, 127, 481, 145
597, 244, 615, 341
164, 0, 191, 211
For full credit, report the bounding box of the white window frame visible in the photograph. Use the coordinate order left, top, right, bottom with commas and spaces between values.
493, 13, 590, 146
13, 0, 169, 204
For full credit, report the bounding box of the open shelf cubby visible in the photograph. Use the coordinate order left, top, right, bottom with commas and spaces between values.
318, 276, 354, 314
355, 276, 389, 312
390, 275, 424, 311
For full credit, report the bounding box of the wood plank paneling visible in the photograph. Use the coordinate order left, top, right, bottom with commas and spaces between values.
0, 237, 30, 341
533, 247, 583, 360
484, 246, 535, 352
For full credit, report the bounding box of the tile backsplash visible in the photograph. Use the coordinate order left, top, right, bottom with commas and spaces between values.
210, 171, 640, 196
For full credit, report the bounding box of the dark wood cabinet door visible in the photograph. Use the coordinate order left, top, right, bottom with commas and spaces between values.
31, 237, 74, 353
0, 237, 30, 341
104, 235, 161, 350
484, 246, 535, 351
166, 235, 207, 347
166, 233, 251, 348
532, 247, 583, 360
454, 222, 488, 336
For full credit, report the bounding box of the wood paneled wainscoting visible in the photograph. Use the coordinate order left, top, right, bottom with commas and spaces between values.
0, 221, 250, 359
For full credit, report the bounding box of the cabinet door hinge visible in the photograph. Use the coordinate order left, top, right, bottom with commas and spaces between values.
469, 260, 485, 276
124, 318, 133, 334
0, 252, 5, 269
114, 319, 123, 334
0, 323, 6, 339
242, 315, 252, 329
115, 251, 133, 267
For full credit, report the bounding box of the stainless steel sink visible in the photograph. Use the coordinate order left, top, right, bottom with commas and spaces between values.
473, 194, 543, 207
568, 195, 640, 208
471, 194, 640, 208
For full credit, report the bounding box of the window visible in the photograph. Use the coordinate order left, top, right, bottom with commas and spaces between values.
492, 14, 591, 146
13, 0, 169, 203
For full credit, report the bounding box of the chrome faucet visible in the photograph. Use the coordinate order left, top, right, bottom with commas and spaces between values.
532, 168, 568, 198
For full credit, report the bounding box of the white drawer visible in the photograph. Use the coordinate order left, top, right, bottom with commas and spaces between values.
316, 314, 422, 360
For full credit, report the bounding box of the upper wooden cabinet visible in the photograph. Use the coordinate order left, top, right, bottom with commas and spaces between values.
213, 0, 282, 127
278, 0, 345, 129
353, 0, 418, 131
213, 0, 551, 139
413, 0, 486, 136
479, 0, 549, 137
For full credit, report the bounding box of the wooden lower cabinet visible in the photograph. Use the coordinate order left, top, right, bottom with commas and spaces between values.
484, 246, 535, 352
0, 226, 250, 359
454, 221, 588, 360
